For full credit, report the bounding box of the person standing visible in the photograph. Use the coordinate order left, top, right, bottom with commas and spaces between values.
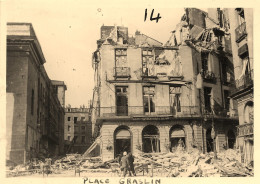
120, 151, 129, 177
127, 152, 136, 176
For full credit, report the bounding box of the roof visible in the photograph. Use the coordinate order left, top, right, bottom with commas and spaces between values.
7, 22, 46, 65
51, 80, 67, 90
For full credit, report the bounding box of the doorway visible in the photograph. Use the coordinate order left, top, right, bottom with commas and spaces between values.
142, 125, 160, 153
170, 125, 186, 152
206, 128, 214, 152
114, 126, 131, 158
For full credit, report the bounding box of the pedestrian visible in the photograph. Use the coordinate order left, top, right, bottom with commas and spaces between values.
127, 152, 136, 176
120, 151, 129, 177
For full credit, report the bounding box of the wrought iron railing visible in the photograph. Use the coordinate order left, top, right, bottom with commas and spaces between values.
201, 70, 216, 83
99, 106, 200, 117
114, 67, 130, 78
237, 123, 253, 137
231, 69, 253, 94
235, 22, 247, 43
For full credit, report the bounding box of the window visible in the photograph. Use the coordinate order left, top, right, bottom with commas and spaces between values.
31, 89, 34, 115
221, 63, 231, 84
170, 87, 182, 114
201, 52, 209, 72
74, 117, 78, 123
81, 126, 85, 132
68, 136, 71, 141
115, 48, 127, 67
68, 125, 71, 132
74, 136, 78, 143
116, 86, 128, 116
204, 87, 212, 113
236, 8, 245, 26
81, 117, 85, 121
143, 86, 155, 114
67, 117, 71, 121
115, 49, 129, 77
74, 126, 79, 133
224, 90, 230, 110
142, 49, 154, 76
81, 136, 86, 144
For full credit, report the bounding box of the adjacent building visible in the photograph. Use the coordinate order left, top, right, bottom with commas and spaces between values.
228, 8, 254, 165
6, 23, 66, 164
90, 8, 239, 161
64, 107, 92, 154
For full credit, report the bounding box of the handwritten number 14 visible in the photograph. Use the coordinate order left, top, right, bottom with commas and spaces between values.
144, 9, 162, 23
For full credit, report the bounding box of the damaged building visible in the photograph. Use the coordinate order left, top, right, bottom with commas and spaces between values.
88, 8, 239, 161
6, 23, 66, 164
228, 8, 253, 165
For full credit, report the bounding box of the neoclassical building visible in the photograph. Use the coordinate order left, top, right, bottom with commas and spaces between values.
90, 9, 239, 161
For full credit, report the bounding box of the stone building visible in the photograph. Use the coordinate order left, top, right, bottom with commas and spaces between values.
64, 107, 92, 154
228, 8, 254, 164
6, 23, 66, 164
89, 8, 239, 161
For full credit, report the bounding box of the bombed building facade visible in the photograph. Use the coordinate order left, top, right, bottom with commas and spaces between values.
228, 8, 254, 164
89, 8, 239, 161
6, 23, 66, 164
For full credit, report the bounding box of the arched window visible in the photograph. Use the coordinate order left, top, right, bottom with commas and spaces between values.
244, 101, 253, 124
142, 125, 160, 153
114, 126, 132, 158
169, 125, 186, 152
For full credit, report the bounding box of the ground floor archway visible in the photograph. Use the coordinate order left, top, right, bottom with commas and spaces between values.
169, 125, 186, 152
114, 126, 132, 158
142, 125, 160, 153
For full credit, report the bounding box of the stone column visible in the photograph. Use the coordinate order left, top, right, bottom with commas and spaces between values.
131, 126, 143, 156
158, 125, 170, 153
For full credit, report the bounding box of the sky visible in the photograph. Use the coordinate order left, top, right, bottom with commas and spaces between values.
5, 0, 187, 107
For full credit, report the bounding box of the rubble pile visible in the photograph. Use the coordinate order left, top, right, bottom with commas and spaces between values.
6, 149, 253, 177
134, 148, 253, 177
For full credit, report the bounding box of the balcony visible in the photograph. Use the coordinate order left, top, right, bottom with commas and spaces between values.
114, 67, 131, 79
99, 106, 200, 118
237, 123, 253, 137
201, 70, 217, 83
231, 69, 253, 95
235, 22, 247, 43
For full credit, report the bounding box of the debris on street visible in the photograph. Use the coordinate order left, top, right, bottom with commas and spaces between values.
6, 149, 253, 177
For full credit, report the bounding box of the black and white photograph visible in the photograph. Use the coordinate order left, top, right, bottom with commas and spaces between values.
0, 0, 257, 182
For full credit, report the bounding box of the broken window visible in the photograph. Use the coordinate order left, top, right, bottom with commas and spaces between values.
170, 125, 186, 152
143, 86, 155, 114
68, 125, 71, 132
115, 49, 129, 77
142, 125, 160, 153
170, 87, 182, 115
68, 136, 71, 141
204, 87, 212, 113
244, 101, 253, 124
142, 49, 154, 76
116, 86, 128, 116
67, 117, 71, 121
